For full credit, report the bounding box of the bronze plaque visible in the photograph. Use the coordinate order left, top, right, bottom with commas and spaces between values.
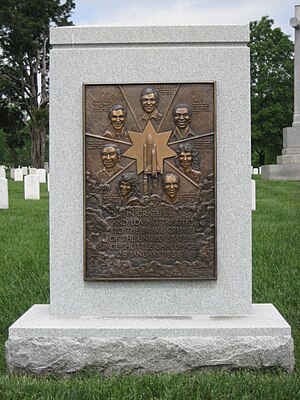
84, 83, 216, 280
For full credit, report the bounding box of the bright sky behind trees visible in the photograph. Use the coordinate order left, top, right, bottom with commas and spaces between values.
72, 0, 297, 38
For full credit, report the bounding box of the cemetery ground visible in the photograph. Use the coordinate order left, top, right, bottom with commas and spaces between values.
0, 177, 299, 400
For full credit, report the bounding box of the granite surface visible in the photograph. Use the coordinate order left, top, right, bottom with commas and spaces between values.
261, 164, 300, 180
49, 25, 252, 316
6, 304, 294, 375
50, 25, 249, 45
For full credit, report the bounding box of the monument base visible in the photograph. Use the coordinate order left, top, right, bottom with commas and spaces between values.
261, 164, 300, 180
261, 124, 300, 180
5, 304, 294, 375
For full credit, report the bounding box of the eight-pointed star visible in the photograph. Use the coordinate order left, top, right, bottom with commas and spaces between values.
123, 121, 176, 174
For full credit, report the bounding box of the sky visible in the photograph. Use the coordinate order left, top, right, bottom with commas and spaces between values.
71, 0, 299, 39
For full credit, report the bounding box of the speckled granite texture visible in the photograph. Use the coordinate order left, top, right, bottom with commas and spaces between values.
6, 305, 294, 375
49, 24, 251, 316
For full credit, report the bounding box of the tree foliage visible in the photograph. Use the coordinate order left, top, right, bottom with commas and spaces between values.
0, 12, 294, 168
0, 0, 75, 167
0, 103, 27, 165
250, 16, 294, 166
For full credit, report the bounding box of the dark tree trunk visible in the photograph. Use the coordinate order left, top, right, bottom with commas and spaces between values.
29, 125, 46, 168
258, 150, 265, 166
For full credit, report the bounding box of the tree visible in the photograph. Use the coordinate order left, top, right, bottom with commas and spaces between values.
0, 77, 30, 165
0, 104, 27, 165
250, 16, 294, 166
0, 0, 75, 167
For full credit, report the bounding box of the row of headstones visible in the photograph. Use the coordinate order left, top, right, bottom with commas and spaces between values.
10, 167, 47, 183
0, 165, 50, 208
0, 162, 48, 174
2, 164, 255, 209
251, 166, 261, 175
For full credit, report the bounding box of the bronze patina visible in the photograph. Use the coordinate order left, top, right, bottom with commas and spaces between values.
84, 83, 216, 280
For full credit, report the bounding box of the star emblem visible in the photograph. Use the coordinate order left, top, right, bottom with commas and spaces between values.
123, 121, 176, 174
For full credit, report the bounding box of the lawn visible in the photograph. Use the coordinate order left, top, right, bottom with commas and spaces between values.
0, 177, 299, 399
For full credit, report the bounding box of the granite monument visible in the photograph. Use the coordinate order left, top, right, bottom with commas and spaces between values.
5, 24, 294, 375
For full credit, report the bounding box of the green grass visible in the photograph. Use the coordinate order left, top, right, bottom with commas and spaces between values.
0, 181, 49, 373
0, 177, 299, 399
252, 177, 300, 367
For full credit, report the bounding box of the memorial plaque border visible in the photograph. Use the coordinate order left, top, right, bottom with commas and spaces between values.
83, 82, 217, 281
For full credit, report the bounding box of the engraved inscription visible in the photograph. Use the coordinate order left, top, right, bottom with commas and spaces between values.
93, 101, 110, 112
106, 209, 198, 261
192, 101, 210, 112
154, 84, 178, 96
195, 140, 214, 149
86, 137, 100, 149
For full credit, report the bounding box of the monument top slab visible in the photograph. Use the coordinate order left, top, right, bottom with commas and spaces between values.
50, 25, 249, 46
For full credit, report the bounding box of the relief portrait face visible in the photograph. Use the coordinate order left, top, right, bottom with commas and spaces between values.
110, 109, 126, 131
174, 107, 191, 129
163, 174, 179, 200
179, 151, 193, 170
101, 146, 119, 170
119, 180, 132, 197
141, 92, 157, 114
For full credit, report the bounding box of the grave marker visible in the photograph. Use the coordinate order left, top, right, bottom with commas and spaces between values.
14, 168, 23, 182
24, 175, 40, 200
22, 167, 28, 176
251, 179, 256, 211
37, 168, 46, 183
0, 178, 8, 209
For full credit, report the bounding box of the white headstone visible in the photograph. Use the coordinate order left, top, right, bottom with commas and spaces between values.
253, 168, 259, 175
37, 168, 46, 183
259, 167, 262, 174
47, 173, 50, 192
0, 178, 8, 209
0, 168, 5, 179
44, 162, 49, 174
22, 166, 28, 175
14, 168, 23, 181
29, 167, 37, 175
251, 179, 256, 211
10, 168, 15, 179
24, 174, 40, 200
